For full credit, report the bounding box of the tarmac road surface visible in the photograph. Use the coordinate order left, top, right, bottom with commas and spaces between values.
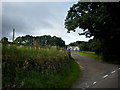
71, 52, 119, 89
92, 70, 119, 88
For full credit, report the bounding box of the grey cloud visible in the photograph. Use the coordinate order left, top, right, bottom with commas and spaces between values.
2, 2, 58, 38
2, 14, 31, 37
2, 2, 92, 44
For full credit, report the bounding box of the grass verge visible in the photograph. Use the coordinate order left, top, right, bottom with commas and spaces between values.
60, 57, 80, 88
23, 57, 80, 88
74, 51, 120, 65
74, 51, 101, 61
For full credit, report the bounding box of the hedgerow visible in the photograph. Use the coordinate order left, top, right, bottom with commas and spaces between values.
2, 45, 80, 88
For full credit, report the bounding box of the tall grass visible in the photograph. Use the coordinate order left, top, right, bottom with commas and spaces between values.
2, 45, 80, 88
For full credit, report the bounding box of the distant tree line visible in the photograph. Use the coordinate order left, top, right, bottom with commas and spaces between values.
69, 37, 102, 53
1, 35, 65, 47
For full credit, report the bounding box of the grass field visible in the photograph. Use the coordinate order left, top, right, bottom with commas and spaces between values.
2, 45, 80, 88
74, 51, 101, 61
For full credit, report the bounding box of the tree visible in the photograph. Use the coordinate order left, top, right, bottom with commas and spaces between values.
65, 2, 120, 63
14, 35, 65, 47
88, 38, 102, 53
1, 37, 8, 45
65, 2, 120, 38
69, 41, 82, 46
79, 42, 88, 51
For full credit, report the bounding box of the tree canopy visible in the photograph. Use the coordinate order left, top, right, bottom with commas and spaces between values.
1, 37, 9, 45
65, 2, 120, 63
65, 2, 120, 39
69, 41, 82, 46
14, 35, 65, 47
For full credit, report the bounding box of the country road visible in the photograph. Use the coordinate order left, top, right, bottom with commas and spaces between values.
71, 52, 119, 89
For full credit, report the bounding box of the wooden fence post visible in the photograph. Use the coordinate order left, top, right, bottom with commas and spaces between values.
68, 49, 71, 58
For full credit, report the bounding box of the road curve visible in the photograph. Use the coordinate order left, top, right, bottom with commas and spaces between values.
71, 52, 119, 89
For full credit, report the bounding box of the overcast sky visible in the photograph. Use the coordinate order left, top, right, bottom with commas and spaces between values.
2, 2, 93, 45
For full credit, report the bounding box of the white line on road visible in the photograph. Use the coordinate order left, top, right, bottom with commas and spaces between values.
111, 71, 116, 74
93, 82, 97, 85
119, 68, 120, 70
103, 75, 108, 78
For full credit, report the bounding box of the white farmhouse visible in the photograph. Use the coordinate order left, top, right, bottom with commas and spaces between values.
67, 46, 80, 51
